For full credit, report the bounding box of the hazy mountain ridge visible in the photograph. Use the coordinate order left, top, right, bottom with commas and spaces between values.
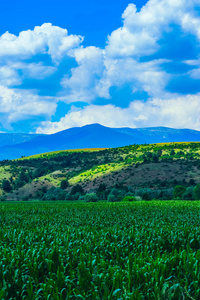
0, 124, 200, 160
0, 133, 43, 148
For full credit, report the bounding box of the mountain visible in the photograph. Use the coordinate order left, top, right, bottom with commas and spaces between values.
114, 127, 200, 144
0, 133, 43, 148
0, 124, 200, 160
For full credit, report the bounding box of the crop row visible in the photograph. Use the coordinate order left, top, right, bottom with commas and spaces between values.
0, 201, 200, 299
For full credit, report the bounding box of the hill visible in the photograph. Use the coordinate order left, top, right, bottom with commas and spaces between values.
0, 141, 200, 201
0, 124, 200, 160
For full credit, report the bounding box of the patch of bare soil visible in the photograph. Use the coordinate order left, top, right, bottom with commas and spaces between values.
6, 180, 53, 200
80, 161, 200, 192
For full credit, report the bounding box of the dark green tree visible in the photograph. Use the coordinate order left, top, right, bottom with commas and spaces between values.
84, 193, 98, 202
173, 185, 186, 199
97, 183, 106, 193
182, 187, 194, 200
60, 180, 69, 190
170, 150, 175, 156
70, 184, 84, 195
19, 170, 29, 183
2, 179, 12, 192
152, 154, 159, 163
194, 184, 200, 200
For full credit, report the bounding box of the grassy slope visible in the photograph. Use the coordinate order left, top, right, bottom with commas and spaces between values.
1, 142, 200, 199
18, 148, 108, 160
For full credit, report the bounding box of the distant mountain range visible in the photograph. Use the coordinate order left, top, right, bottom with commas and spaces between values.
0, 124, 200, 160
0, 133, 43, 148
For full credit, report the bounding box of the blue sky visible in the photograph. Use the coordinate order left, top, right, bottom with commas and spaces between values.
0, 0, 200, 133
0, 0, 146, 48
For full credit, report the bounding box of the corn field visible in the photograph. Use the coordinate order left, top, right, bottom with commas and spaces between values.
0, 201, 200, 299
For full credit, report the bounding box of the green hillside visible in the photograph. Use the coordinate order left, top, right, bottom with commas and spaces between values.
1, 142, 200, 201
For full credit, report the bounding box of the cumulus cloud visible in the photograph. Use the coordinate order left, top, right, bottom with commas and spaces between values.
0, 62, 57, 87
19, 62, 57, 79
106, 0, 200, 58
61, 46, 105, 102
37, 94, 200, 134
1, 0, 200, 133
0, 23, 83, 62
96, 57, 170, 99
62, 0, 200, 103
0, 66, 22, 86
0, 23, 83, 130
60, 45, 170, 103
0, 85, 57, 129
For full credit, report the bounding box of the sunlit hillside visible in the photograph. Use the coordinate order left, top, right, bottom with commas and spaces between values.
0, 142, 200, 201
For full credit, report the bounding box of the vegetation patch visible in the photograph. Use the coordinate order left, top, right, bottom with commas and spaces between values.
69, 163, 124, 185
1, 142, 200, 200
1, 201, 200, 299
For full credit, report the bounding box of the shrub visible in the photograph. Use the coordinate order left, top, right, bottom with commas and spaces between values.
128, 186, 134, 193
70, 184, 84, 195
56, 190, 67, 200
84, 193, 98, 203
22, 196, 29, 201
170, 150, 175, 156
78, 195, 85, 201
110, 188, 120, 197
97, 183, 106, 193
125, 191, 134, 197
143, 192, 150, 201
194, 184, 200, 200
135, 188, 152, 200
107, 194, 117, 202
73, 193, 82, 200
189, 179, 196, 186
41, 187, 47, 194
152, 154, 159, 163
19, 170, 29, 183
65, 193, 72, 200
122, 196, 136, 202
60, 180, 69, 190
182, 187, 195, 200
161, 188, 173, 200
2, 179, 12, 192
135, 196, 142, 201
173, 185, 186, 199
14, 179, 26, 189
42, 187, 67, 201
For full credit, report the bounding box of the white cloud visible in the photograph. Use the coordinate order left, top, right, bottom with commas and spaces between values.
106, 0, 200, 58
1, 1, 200, 132
185, 59, 200, 79
0, 62, 57, 86
0, 23, 83, 63
61, 0, 200, 103
60, 46, 170, 103
36, 94, 200, 134
96, 57, 170, 99
61, 46, 105, 102
0, 86, 57, 128
19, 62, 57, 79
0, 24, 83, 130
0, 66, 22, 86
